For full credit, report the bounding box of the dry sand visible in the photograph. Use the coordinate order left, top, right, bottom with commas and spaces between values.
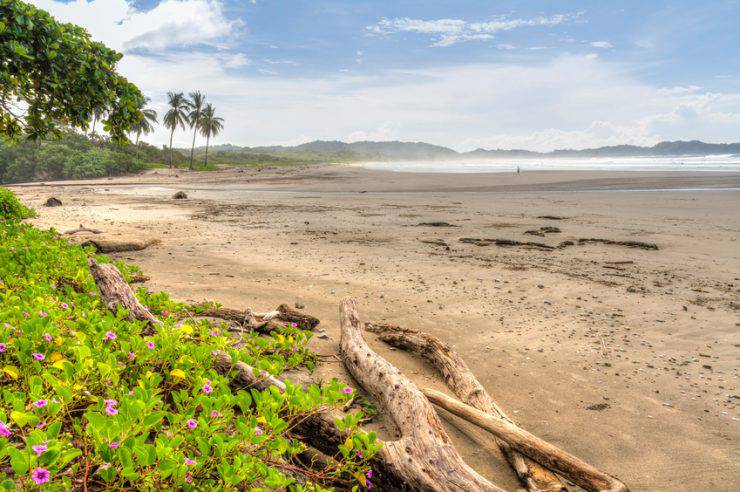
10, 165, 740, 491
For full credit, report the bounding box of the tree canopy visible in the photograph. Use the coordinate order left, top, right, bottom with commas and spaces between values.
0, 0, 144, 143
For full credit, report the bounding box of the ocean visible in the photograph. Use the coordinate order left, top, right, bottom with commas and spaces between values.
358, 154, 740, 173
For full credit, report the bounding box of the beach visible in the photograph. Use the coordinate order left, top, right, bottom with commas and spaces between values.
11, 165, 740, 491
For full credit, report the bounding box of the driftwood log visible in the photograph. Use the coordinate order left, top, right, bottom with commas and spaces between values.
365, 323, 564, 492
340, 298, 503, 491
88, 259, 161, 327
64, 224, 103, 235
191, 302, 320, 332
423, 388, 628, 492
80, 238, 160, 254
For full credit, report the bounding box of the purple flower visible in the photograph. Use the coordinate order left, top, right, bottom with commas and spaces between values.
0, 421, 11, 438
32, 353, 45, 361
104, 399, 118, 407
127, 351, 135, 360
185, 471, 193, 483
32, 400, 48, 409
36, 420, 46, 429
210, 410, 221, 419
31, 443, 47, 457
184, 457, 197, 466
366, 469, 373, 479
146, 341, 155, 350
39, 311, 47, 318
161, 310, 168, 316
43, 333, 52, 342
103, 332, 116, 342
30, 467, 50, 485
254, 426, 263, 436
202, 381, 213, 394
109, 441, 121, 448
105, 406, 118, 416
0, 343, 6, 353
343, 386, 353, 395
60, 302, 69, 310
186, 419, 197, 429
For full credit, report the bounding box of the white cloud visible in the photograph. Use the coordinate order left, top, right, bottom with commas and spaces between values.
590, 41, 613, 49
30, 0, 240, 52
115, 52, 740, 151
368, 14, 571, 47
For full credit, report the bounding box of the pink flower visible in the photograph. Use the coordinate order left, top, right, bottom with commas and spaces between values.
210, 410, 221, 419
185, 471, 193, 483
39, 311, 47, 318
103, 332, 116, 342
31, 443, 47, 456
104, 399, 118, 407
60, 302, 69, 310
36, 420, 46, 429
366, 469, 373, 479
202, 381, 213, 394
127, 351, 135, 360
254, 426, 263, 436
30, 467, 50, 485
343, 386, 353, 395
109, 441, 121, 448
88, 291, 97, 296
161, 310, 168, 316
43, 333, 52, 342
186, 419, 197, 429
105, 406, 118, 416
146, 341, 155, 350
32, 400, 48, 409
184, 457, 197, 466
128, 390, 135, 396
0, 421, 11, 438
32, 353, 45, 361
0, 343, 6, 353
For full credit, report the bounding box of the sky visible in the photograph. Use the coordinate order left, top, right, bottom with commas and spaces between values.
28, 0, 740, 152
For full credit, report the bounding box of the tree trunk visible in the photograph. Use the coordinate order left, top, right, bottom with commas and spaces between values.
365, 323, 564, 491
135, 131, 141, 168
423, 388, 629, 492
169, 128, 175, 169
79, 238, 160, 254
204, 134, 210, 169
340, 298, 503, 492
189, 124, 197, 170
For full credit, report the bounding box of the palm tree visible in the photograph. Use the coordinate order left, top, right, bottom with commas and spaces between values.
130, 99, 158, 167
186, 91, 206, 170
163, 92, 188, 169
199, 104, 224, 169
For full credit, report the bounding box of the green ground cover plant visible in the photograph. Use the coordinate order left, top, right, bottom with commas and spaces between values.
0, 189, 379, 490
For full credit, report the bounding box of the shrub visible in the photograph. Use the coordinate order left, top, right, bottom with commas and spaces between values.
0, 187, 34, 221
0, 222, 380, 489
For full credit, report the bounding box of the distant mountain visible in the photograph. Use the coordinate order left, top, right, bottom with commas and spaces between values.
252, 140, 458, 160
197, 139, 740, 161
464, 140, 740, 159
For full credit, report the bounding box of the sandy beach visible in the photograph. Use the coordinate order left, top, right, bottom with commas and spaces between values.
10, 165, 740, 491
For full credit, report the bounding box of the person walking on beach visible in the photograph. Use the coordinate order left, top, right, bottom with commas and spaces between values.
516, 166, 520, 174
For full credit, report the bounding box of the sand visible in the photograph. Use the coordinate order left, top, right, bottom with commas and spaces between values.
10, 165, 740, 491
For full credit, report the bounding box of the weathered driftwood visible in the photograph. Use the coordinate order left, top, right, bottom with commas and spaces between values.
81, 238, 160, 254
191, 303, 319, 333
64, 224, 103, 235
340, 298, 503, 492
365, 323, 564, 492
128, 274, 151, 284
88, 259, 161, 327
423, 388, 629, 492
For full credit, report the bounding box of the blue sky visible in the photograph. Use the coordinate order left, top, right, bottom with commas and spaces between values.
30, 0, 740, 151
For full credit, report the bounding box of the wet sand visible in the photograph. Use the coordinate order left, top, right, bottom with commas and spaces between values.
11, 165, 740, 491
